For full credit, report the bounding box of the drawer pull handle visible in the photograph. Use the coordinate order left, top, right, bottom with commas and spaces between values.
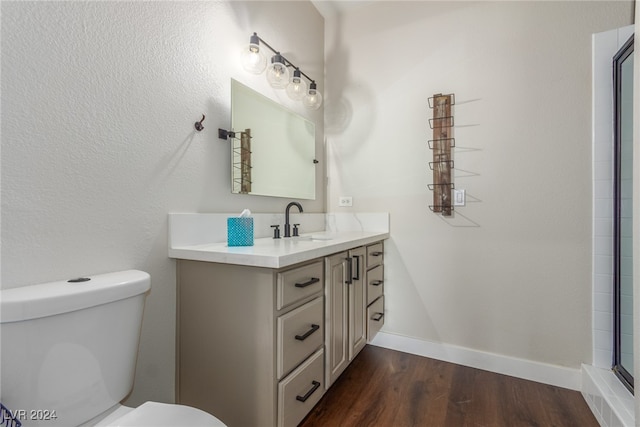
370, 251, 383, 256
370, 280, 384, 286
295, 324, 320, 341
295, 277, 320, 288
372, 312, 384, 322
353, 255, 361, 281
296, 380, 321, 402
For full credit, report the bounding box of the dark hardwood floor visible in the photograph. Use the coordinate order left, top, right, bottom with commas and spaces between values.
300, 346, 598, 427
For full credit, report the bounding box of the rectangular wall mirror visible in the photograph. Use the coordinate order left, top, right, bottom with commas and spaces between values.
231, 79, 316, 200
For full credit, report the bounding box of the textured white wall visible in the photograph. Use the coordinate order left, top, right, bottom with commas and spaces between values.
325, 1, 633, 369
1, 1, 324, 405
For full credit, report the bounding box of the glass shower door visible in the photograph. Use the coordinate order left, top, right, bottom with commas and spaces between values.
613, 34, 634, 392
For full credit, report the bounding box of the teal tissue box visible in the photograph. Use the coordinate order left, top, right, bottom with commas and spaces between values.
227, 217, 254, 246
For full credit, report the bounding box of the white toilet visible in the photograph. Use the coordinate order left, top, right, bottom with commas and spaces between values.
0, 270, 226, 427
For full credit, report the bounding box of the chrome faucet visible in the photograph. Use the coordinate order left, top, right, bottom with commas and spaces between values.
284, 202, 303, 237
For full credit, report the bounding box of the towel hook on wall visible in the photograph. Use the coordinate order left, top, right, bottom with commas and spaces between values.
194, 114, 206, 132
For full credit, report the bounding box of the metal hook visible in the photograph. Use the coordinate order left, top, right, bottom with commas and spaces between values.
194, 114, 205, 132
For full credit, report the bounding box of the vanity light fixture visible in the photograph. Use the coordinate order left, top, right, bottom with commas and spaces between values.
302, 82, 322, 110
240, 33, 267, 74
285, 68, 307, 101
241, 32, 323, 110
266, 53, 290, 88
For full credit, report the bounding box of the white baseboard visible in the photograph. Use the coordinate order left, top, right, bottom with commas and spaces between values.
369, 331, 581, 391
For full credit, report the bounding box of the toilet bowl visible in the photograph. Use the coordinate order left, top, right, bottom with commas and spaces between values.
0, 270, 226, 427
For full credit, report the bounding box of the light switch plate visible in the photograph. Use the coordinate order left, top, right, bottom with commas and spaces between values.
453, 189, 465, 206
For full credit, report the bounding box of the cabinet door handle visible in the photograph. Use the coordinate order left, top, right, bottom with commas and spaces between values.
370, 251, 383, 257
295, 324, 320, 341
296, 380, 321, 402
352, 255, 360, 281
370, 280, 384, 286
345, 257, 353, 285
295, 277, 320, 288
372, 312, 384, 322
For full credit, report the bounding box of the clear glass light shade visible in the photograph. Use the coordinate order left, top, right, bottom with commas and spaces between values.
241, 43, 266, 74
266, 55, 290, 89
285, 71, 308, 101
303, 83, 323, 110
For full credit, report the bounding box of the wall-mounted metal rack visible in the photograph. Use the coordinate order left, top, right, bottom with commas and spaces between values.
220, 128, 253, 194
428, 93, 455, 216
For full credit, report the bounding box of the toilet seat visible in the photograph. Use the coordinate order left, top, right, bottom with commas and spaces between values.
99, 402, 226, 427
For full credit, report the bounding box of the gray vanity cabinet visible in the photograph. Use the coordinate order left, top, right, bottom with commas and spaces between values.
325, 246, 369, 387
325, 252, 349, 387
349, 246, 368, 359
175, 240, 385, 426
176, 259, 325, 427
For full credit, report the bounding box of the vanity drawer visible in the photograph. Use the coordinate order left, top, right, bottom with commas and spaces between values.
277, 296, 324, 379
278, 348, 325, 427
277, 260, 324, 310
366, 242, 384, 269
367, 265, 384, 305
367, 296, 384, 342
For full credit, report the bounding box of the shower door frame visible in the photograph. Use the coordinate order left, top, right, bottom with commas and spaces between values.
612, 33, 634, 393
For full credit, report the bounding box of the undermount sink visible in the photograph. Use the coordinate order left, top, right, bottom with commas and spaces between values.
297, 235, 333, 241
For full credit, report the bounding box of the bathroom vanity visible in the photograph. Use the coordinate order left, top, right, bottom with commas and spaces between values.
169, 213, 388, 427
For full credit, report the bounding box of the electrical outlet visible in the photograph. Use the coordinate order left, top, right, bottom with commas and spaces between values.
453, 189, 465, 206
338, 196, 353, 207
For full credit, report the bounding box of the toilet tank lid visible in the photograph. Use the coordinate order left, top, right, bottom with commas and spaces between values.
0, 270, 150, 323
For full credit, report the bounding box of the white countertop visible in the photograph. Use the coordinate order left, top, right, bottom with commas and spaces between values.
169, 230, 389, 268
168, 212, 390, 268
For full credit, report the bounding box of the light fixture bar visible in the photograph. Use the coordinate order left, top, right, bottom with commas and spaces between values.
252, 33, 316, 85
243, 32, 322, 110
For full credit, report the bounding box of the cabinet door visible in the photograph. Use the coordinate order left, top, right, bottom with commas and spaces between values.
325, 252, 349, 387
349, 246, 367, 361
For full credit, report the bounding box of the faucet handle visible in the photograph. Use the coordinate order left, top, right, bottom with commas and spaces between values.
271, 225, 281, 239
293, 224, 300, 237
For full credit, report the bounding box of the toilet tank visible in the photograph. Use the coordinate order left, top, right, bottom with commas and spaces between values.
0, 270, 150, 427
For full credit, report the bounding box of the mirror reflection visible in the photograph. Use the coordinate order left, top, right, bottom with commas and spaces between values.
231, 79, 316, 200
